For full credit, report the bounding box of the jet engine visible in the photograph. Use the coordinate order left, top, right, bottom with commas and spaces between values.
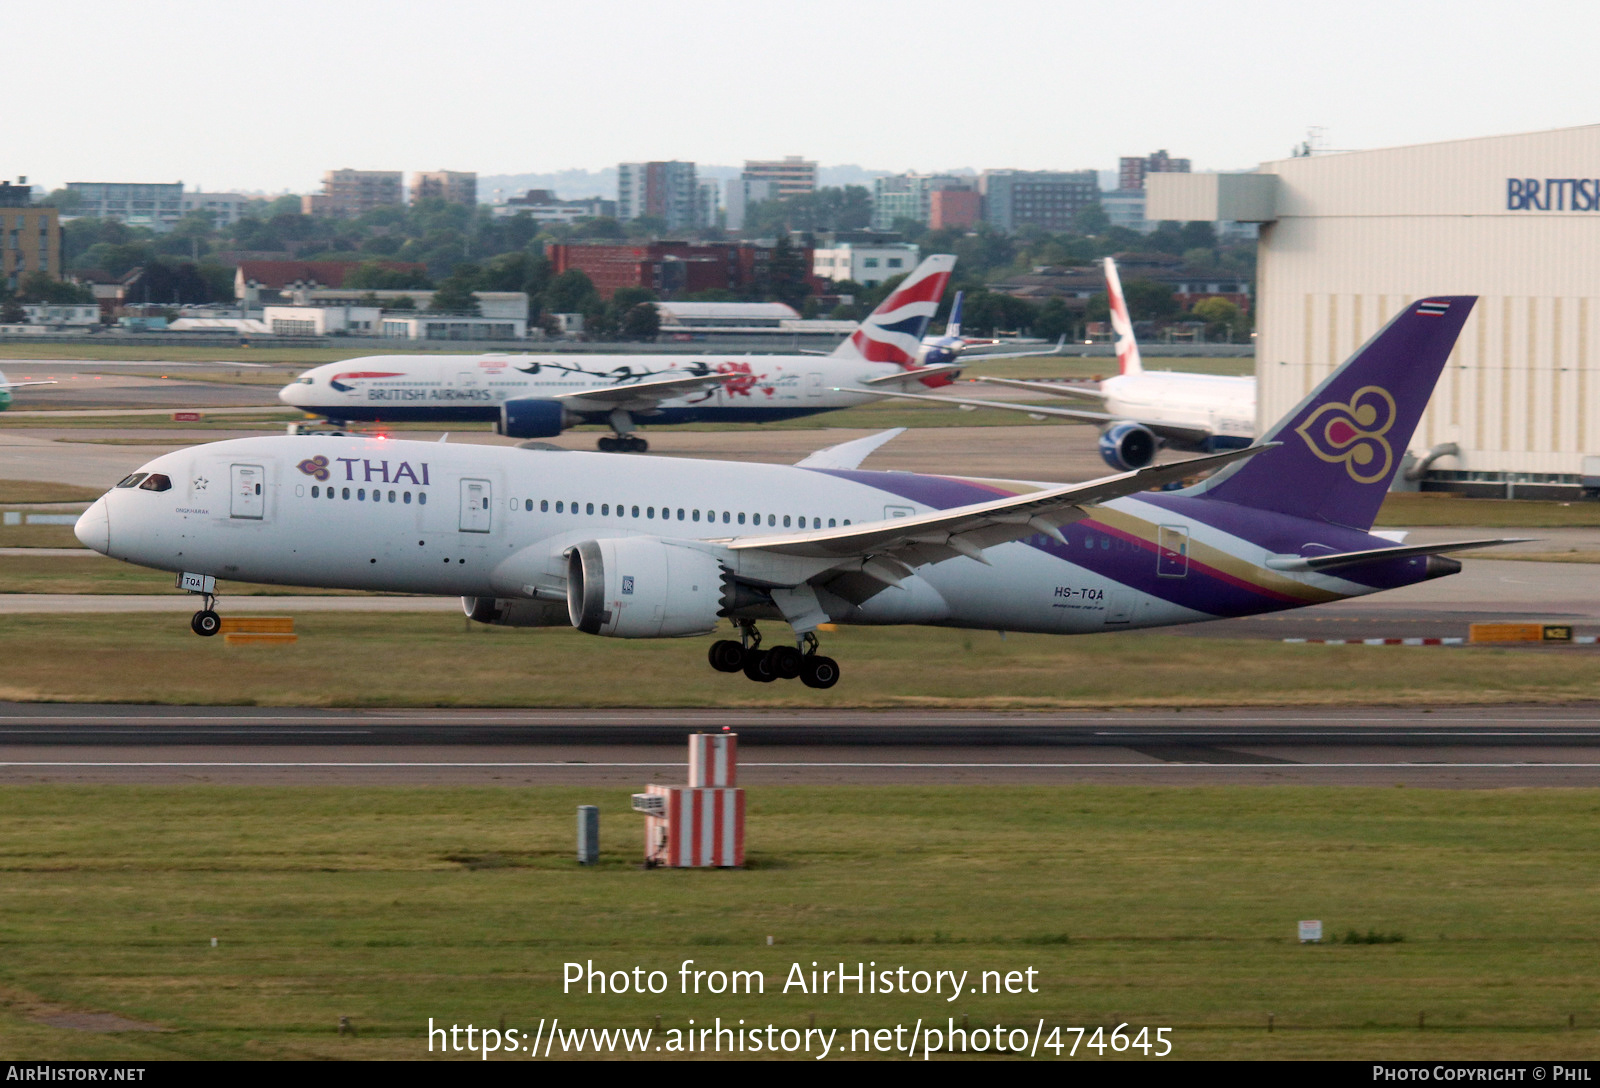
462, 596, 570, 627
1097, 421, 1160, 471
498, 398, 575, 439
565, 537, 725, 638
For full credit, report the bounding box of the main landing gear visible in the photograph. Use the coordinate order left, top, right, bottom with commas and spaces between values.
597, 434, 648, 453
190, 593, 221, 637
596, 408, 648, 453
708, 625, 840, 689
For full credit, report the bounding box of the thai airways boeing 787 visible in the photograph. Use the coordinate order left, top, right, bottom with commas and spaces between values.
79, 295, 1509, 689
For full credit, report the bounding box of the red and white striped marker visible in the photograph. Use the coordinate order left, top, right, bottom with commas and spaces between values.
1283, 637, 1463, 646
688, 731, 737, 787
642, 784, 745, 868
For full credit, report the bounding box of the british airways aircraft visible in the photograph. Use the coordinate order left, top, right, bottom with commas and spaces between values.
854, 257, 1257, 471
78, 296, 1510, 689
278, 255, 963, 452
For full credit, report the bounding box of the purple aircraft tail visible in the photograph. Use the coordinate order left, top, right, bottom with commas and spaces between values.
1194, 296, 1476, 530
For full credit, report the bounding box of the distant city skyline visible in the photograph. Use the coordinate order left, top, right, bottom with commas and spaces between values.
9, 0, 1596, 195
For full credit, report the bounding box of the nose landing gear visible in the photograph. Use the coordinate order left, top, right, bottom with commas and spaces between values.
708, 625, 840, 688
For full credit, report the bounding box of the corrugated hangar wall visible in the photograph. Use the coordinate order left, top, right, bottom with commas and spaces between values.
1197, 126, 1600, 483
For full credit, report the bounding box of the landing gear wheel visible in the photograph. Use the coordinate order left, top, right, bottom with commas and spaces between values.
767, 644, 804, 680
597, 436, 619, 452
191, 609, 221, 637
708, 639, 745, 673
623, 435, 648, 453
801, 655, 840, 689
742, 648, 778, 683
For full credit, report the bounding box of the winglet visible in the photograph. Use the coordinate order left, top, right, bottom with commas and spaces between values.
795, 428, 906, 470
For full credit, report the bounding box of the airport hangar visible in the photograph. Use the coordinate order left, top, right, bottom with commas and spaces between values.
1149, 124, 1600, 498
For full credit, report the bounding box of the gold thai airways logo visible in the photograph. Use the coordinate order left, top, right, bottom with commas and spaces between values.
1294, 385, 1397, 484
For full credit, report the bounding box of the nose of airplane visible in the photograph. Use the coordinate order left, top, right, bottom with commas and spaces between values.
279, 380, 307, 407
75, 497, 109, 554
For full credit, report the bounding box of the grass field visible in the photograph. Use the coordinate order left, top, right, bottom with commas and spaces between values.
0, 555, 367, 596
0, 612, 1597, 707
0, 786, 1597, 1060
0, 480, 104, 504
1376, 492, 1600, 527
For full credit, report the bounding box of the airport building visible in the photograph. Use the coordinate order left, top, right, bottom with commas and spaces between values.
1149, 125, 1600, 495
812, 242, 920, 287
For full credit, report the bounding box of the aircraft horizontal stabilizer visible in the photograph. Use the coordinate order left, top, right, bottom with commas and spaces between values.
860, 364, 964, 388
1264, 538, 1532, 572
727, 444, 1274, 572
0, 380, 57, 390
794, 428, 906, 470
956, 335, 1067, 361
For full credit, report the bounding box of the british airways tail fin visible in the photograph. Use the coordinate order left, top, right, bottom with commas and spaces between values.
945, 290, 964, 339
1104, 257, 1142, 376
1194, 296, 1475, 531
830, 254, 957, 367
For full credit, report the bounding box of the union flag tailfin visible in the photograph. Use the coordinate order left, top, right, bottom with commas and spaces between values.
1104, 257, 1142, 376
830, 254, 956, 368
1193, 296, 1475, 531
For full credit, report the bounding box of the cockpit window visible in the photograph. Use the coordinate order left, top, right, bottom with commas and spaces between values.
138, 474, 172, 492
296, 376, 315, 385
115, 473, 149, 488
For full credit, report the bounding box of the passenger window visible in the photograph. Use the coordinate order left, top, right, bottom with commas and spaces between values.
722, 512, 730, 524
556, 501, 564, 513
828, 518, 836, 527
389, 491, 396, 503
767, 515, 775, 526
419, 493, 427, 505
343, 487, 351, 500
115, 473, 148, 488
737, 513, 746, 525
601, 504, 609, 516
311, 486, 320, 498
692, 510, 700, 522
525, 499, 532, 512
586, 503, 594, 515
357, 488, 366, 500
139, 474, 172, 492
647, 507, 655, 519
405, 492, 413, 504
540, 500, 548, 512
631, 505, 639, 517
677, 509, 685, 521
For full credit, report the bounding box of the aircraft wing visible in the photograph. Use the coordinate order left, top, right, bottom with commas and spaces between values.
1264, 538, 1533, 572
794, 428, 905, 470
722, 445, 1271, 571
553, 372, 736, 412
969, 376, 1106, 403
0, 380, 57, 390
835, 386, 1215, 445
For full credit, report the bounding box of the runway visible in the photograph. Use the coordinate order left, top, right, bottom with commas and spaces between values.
2, 705, 1597, 786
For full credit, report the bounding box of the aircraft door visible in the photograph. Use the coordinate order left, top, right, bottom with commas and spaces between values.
230, 464, 265, 520
1157, 525, 1189, 577
459, 478, 492, 533
807, 372, 823, 397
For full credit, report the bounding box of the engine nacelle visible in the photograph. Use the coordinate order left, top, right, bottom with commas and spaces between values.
565, 537, 725, 638
1098, 421, 1160, 471
462, 596, 569, 627
498, 397, 573, 439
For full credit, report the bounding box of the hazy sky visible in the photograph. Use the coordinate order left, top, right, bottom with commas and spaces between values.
10, 0, 1598, 193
